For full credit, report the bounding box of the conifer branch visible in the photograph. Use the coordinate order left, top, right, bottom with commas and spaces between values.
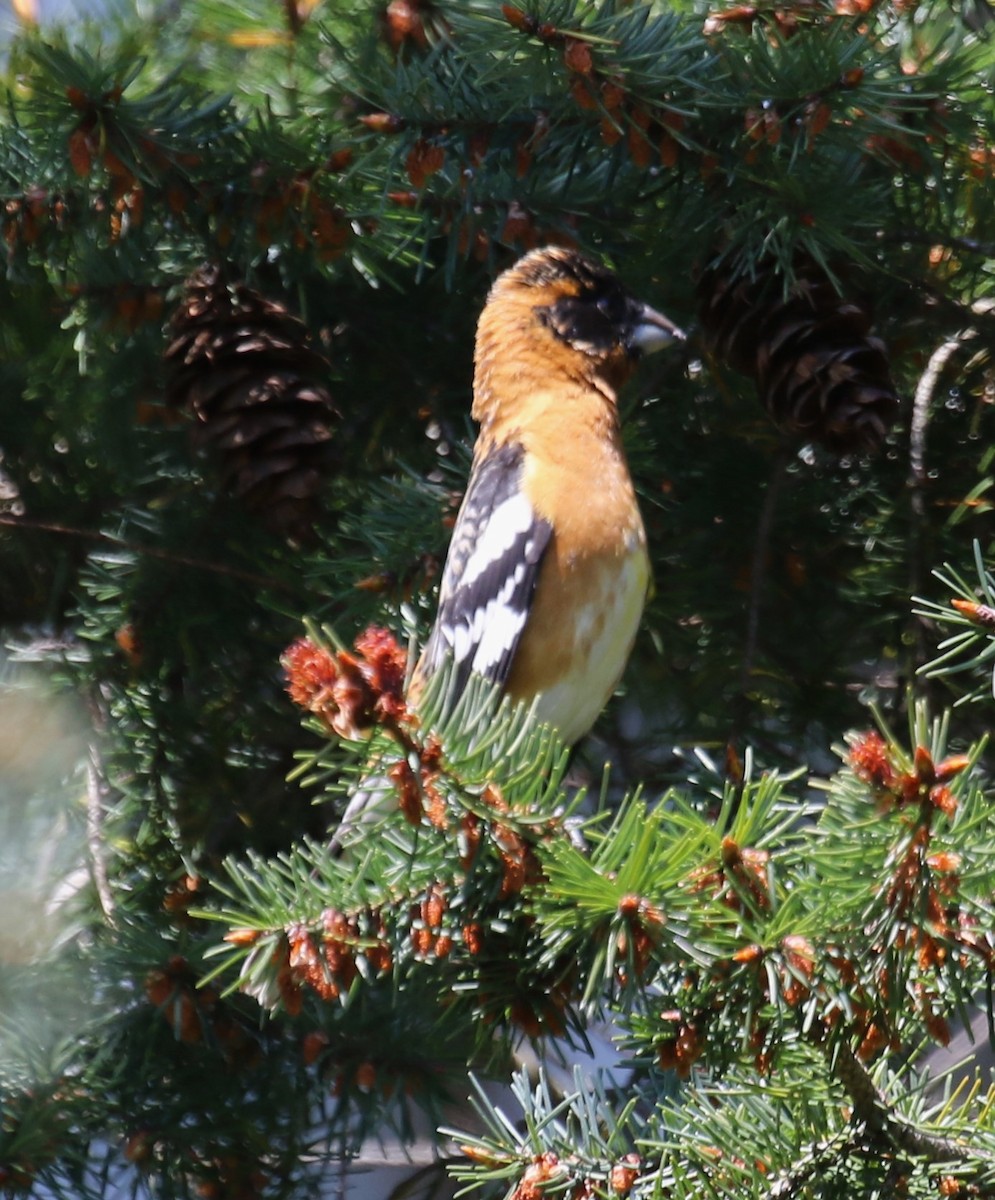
2, 0, 995, 1190
826, 1038, 995, 1178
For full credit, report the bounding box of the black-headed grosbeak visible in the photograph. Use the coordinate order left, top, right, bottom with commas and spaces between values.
412, 246, 684, 744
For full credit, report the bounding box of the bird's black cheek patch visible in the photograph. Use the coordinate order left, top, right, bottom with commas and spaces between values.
537, 296, 619, 356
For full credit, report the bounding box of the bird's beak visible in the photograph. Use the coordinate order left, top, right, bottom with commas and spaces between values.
628, 302, 686, 354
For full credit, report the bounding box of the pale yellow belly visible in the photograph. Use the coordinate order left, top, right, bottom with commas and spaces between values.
529, 548, 649, 745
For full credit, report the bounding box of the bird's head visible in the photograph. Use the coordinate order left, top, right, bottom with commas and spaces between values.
474, 247, 685, 412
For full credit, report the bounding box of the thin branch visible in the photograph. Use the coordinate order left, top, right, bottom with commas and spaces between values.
0, 513, 304, 596
908, 336, 965, 513
742, 445, 792, 688
86, 750, 116, 925
85, 691, 116, 925
829, 1039, 995, 1176
766, 1130, 858, 1200
733, 442, 793, 725
906, 306, 990, 662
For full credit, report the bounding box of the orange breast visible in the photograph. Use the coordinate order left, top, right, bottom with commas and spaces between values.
503, 414, 649, 744
504, 531, 648, 744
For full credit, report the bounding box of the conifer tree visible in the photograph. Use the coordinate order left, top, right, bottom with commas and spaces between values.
0, 0, 994, 1196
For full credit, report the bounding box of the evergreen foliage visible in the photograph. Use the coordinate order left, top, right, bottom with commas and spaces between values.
0, 0, 994, 1195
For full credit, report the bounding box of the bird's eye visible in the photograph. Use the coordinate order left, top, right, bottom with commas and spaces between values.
595, 291, 625, 322
537, 286, 628, 355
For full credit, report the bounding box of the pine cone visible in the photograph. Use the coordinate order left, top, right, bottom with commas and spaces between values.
164, 265, 337, 534
699, 258, 899, 453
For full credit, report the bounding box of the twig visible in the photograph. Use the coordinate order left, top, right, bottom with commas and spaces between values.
0, 513, 305, 596
907, 305, 991, 660
828, 1038, 995, 1173
908, 300, 995, 509
908, 336, 964, 516
739, 443, 793, 699
85, 692, 116, 925
86, 750, 116, 925
766, 1130, 857, 1200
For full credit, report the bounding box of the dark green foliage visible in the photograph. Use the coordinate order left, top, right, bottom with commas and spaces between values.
1, 0, 995, 1195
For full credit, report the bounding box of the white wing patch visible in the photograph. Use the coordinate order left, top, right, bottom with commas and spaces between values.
459, 493, 535, 589
470, 568, 529, 674
418, 441, 553, 700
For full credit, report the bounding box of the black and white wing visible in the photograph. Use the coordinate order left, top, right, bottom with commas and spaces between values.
419, 441, 552, 701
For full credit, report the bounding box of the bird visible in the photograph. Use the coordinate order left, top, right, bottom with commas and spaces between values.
324, 249, 684, 1167
410, 245, 685, 745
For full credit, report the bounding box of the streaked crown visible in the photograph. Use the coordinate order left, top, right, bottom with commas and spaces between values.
484, 246, 683, 370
